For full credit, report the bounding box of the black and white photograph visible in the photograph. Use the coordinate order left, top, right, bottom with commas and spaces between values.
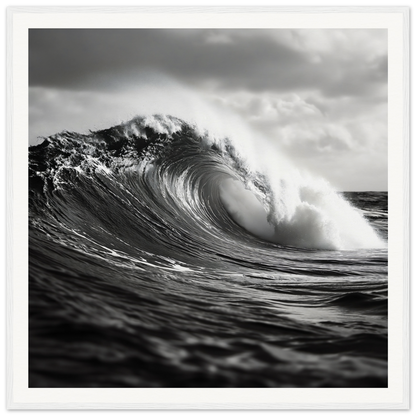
6, 5, 409, 410
28, 26, 389, 388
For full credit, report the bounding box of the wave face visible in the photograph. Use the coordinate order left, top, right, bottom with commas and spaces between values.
29, 115, 388, 387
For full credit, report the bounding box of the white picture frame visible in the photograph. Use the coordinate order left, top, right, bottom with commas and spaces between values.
2, 2, 414, 415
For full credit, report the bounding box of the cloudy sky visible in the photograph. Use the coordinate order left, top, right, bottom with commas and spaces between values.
29, 29, 387, 191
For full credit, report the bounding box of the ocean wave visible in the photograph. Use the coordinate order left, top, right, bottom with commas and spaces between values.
29, 114, 388, 387
30, 114, 384, 251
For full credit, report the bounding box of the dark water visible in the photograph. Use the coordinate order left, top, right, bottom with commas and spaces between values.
29, 115, 387, 387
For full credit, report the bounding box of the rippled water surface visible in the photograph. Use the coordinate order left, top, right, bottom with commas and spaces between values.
29, 116, 387, 387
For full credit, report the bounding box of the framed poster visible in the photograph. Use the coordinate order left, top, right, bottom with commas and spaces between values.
7, 6, 409, 409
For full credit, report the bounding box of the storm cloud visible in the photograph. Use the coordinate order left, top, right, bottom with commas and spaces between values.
30, 29, 386, 97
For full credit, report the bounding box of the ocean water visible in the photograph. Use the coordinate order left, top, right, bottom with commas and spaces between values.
29, 115, 387, 387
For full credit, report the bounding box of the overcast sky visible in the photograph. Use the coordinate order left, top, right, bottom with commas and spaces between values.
29, 29, 387, 191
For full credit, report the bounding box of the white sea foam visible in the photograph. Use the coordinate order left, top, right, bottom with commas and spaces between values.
219, 165, 385, 250
210, 115, 385, 250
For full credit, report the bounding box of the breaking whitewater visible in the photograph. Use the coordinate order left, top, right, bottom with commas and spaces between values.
29, 114, 387, 387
